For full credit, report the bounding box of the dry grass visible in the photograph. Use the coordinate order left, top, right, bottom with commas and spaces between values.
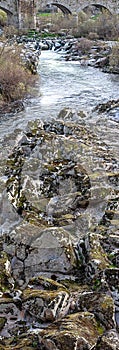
37, 11, 119, 40
37, 12, 78, 34
109, 44, 119, 69
0, 46, 36, 103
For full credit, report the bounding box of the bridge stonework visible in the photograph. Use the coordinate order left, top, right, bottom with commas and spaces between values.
0, 0, 119, 29
46, 0, 119, 15
0, 0, 36, 28
0, 0, 18, 26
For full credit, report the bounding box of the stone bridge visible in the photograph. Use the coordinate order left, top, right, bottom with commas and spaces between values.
41, 0, 119, 15
0, 0, 119, 29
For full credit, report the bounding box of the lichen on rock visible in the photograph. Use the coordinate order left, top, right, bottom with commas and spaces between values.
0, 112, 119, 348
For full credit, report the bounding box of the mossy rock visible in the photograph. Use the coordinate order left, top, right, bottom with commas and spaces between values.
0, 334, 40, 349
77, 291, 115, 330
28, 275, 67, 291
0, 317, 6, 331
89, 233, 110, 270
22, 288, 65, 301
0, 251, 12, 292
39, 312, 103, 349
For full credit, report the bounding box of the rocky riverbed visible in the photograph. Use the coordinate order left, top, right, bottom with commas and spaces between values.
20, 35, 118, 74
0, 105, 119, 349
51, 37, 119, 73
0, 32, 119, 349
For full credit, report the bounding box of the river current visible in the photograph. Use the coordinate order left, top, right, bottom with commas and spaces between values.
0, 50, 119, 140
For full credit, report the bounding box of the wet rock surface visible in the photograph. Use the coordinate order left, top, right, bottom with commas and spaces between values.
37, 37, 119, 74
0, 110, 119, 349
19, 41, 41, 74
0, 100, 24, 117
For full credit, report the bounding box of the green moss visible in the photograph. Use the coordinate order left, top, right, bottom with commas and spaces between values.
32, 340, 38, 348
97, 324, 104, 335
92, 278, 101, 290
30, 275, 67, 291
17, 194, 27, 211
22, 288, 64, 301
37, 12, 51, 17
0, 252, 11, 292
89, 234, 110, 270
0, 317, 6, 330
101, 295, 114, 311
41, 312, 102, 348
40, 33, 59, 38
92, 14, 100, 20
109, 264, 117, 269
60, 280, 89, 292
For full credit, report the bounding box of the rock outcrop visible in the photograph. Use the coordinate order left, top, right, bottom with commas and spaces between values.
0, 110, 118, 349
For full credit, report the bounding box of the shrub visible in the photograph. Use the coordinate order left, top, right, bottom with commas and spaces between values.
0, 47, 36, 103
36, 10, 119, 40
3, 25, 18, 38
73, 19, 95, 38
109, 44, 119, 70
88, 32, 99, 40
78, 11, 88, 23
96, 12, 119, 40
77, 38, 93, 54
37, 12, 78, 34
73, 11, 119, 40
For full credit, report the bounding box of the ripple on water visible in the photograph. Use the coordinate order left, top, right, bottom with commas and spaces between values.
0, 50, 119, 139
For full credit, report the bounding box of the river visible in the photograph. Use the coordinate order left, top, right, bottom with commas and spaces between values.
0, 49, 119, 234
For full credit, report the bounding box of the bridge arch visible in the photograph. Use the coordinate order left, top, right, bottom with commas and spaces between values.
0, 6, 13, 15
51, 2, 72, 14
0, 0, 19, 26
0, 6, 14, 25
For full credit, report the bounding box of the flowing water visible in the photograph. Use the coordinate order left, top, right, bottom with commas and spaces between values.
0, 50, 119, 139
0, 49, 119, 234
